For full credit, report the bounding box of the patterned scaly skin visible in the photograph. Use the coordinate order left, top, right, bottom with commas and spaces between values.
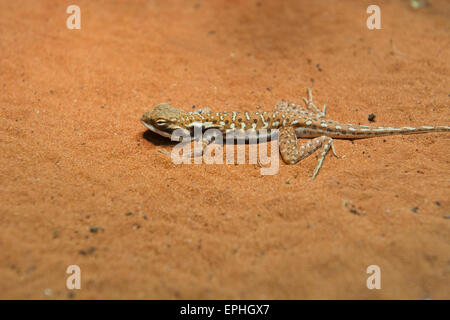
141, 89, 450, 179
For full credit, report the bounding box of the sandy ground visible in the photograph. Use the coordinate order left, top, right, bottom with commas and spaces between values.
0, 0, 449, 299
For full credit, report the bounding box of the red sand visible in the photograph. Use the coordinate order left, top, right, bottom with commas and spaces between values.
0, 0, 449, 299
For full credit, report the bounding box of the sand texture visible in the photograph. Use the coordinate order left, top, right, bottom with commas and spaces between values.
0, 0, 449, 299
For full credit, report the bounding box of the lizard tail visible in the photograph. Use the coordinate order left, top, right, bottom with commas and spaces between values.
317, 120, 450, 139
335, 124, 450, 139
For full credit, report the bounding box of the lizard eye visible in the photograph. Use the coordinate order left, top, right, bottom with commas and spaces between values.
155, 119, 167, 126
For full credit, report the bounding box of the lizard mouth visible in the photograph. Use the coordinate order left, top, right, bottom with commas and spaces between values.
141, 120, 174, 138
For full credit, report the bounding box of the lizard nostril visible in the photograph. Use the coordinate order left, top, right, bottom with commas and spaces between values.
141, 111, 152, 122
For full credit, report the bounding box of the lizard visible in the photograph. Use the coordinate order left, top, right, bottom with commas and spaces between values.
141, 88, 449, 179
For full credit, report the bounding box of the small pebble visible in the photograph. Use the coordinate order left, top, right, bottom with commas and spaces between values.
79, 247, 96, 255
132, 224, 141, 230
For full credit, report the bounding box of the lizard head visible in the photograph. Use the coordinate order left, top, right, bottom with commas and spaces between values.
141, 103, 188, 138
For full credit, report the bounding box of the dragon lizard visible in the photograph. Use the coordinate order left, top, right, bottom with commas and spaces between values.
141, 89, 449, 179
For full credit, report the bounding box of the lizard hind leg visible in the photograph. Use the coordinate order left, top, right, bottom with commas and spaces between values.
302, 88, 327, 118
279, 127, 338, 179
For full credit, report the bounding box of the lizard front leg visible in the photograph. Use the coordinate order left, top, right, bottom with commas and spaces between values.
183, 129, 223, 158
182, 136, 213, 158
279, 126, 338, 179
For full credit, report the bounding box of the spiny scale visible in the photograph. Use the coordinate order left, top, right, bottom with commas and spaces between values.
141, 89, 450, 179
